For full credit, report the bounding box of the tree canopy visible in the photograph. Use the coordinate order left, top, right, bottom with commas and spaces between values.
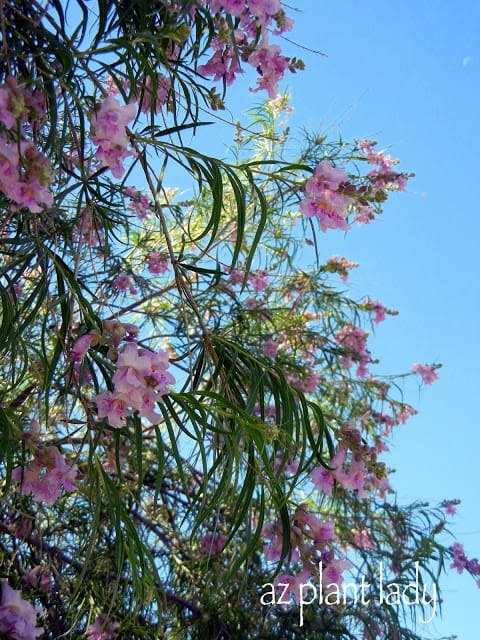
0, 2, 478, 639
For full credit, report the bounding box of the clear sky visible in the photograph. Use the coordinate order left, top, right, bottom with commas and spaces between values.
286, 2, 480, 637
208, 1, 480, 637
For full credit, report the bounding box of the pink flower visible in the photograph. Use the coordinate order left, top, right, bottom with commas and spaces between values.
147, 251, 169, 275
0, 581, 44, 640
353, 528, 374, 549
94, 391, 127, 429
395, 403, 417, 424
90, 95, 136, 177
450, 542, 468, 574
86, 614, 119, 640
321, 558, 352, 596
197, 38, 243, 86
247, 39, 290, 98
12, 447, 78, 505
335, 456, 368, 497
93, 343, 175, 428
138, 73, 171, 113
23, 567, 51, 593
248, 0, 281, 17
355, 205, 375, 225
273, 569, 312, 603
0, 135, 52, 212
310, 446, 347, 496
263, 338, 278, 359
412, 363, 439, 385
442, 500, 459, 517
335, 324, 371, 377
300, 161, 352, 232
249, 269, 269, 292
262, 522, 299, 563
228, 268, 245, 285
210, 0, 246, 16
113, 273, 137, 295
71, 333, 95, 362
302, 514, 336, 545
325, 255, 357, 282
201, 533, 228, 554
364, 298, 387, 324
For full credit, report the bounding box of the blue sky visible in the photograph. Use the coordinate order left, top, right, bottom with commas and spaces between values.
205, 1, 480, 637
285, 2, 480, 637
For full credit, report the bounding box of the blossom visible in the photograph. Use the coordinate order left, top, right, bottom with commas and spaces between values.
146, 251, 169, 275
71, 333, 96, 362
300, 160, 353, 232
310, 446, 347, 496
93, 343, 175, 429
302, 514, 336, 546
355, 205, 376, 225
324, 255, 358, 282
412, 363, 439, 385
352, 528, 374, 549
263, 338, 278, 359
126, 188, 152, 219
138, 73, 171, 113
201, 533, 228, 554
86, 614, 119, 640
23, 567, 51, 593
197, 37, 243, 86
335, 324, 371, 377
12, 447, 78, 505
0, 135, 53, 213
450, 542, 468, 574
248, 269, 269, 292
228, 268, 245, 285
273, 569, 312, 603
0, 77, 45, 130
247, 39, 290, 98
113, 273, 137, 295
90, 95, 136, 177
94, 391, 128, 429
442, 500, 459, 517
364, 298, 387, 324
335, 456, 369, 497
0, 581, 43, 640
262, 522, 299, 563
321, 558, 353, 596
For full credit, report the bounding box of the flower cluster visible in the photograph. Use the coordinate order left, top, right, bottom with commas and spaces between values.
86, 614, 120, 640
0, 77, 52, 213
412, 363, 440, 385
89, 95, 136, 178
324, 255, 358, 282
263, 506, 352, 601
201, 533, 228, 555
93, 342, 175, 428
0, 76, 45, 129
449, 543, 480, 586
196, 0, 296, 97
146, 251, 170, 275
300, 160, 353, 232
12, 446, 78, 505
125, 187, 153, 219
358, 138, 410, 193
363, 297, 392, 324
0, 582, 43, 640
310, 436, 390, 500
113, 273, 138, 295
137, 73, 171, 113
335, 323, 371, 378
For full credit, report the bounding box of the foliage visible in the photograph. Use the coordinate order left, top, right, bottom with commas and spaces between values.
0, 2, 477, 639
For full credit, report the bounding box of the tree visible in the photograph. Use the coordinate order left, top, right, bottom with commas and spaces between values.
0, 1, 478, 638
